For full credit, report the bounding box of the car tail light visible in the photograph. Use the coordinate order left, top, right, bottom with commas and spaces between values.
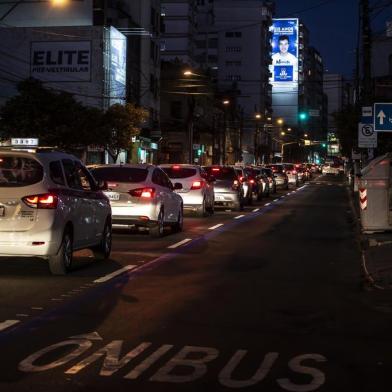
107, 182, 118, 188
191, 180, 204, 190
292, 170, 297, 174
233, 180, 239, 189
23, 193, 58, 209
212, 167, 220, 172
249, 179, 255, 184
129, 188, 155, 198
172, 165, 181, 170
239, 176, 244, 182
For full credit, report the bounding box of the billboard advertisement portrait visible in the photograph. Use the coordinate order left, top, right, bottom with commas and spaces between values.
269, 18, 299, 86
109, 26, 127, 106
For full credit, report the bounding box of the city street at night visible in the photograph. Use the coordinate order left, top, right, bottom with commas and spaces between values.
1, 175, 391, 391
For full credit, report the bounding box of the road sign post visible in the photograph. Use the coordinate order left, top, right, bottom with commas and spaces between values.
358, 123, 377, 148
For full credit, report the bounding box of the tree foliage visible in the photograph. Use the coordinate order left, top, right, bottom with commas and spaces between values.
100, 103, 149, 162
0, 79, 149, 162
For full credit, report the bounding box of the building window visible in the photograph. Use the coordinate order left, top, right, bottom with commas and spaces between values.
225, 75, 241, 81
208, 38, 218, 48
225, 46, 241, 53
226, 60, 242, 67
196, 40, 207, 49
225, 32, 242, 38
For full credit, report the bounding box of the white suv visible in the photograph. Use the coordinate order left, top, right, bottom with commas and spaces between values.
0, 148, 112, 275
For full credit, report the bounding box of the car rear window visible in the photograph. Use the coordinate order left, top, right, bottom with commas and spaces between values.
161, 167, 197, 179
267, 165, 283, 173
91, 167, 148, 183
205, 167, 236, 180
0, 155, 43, 187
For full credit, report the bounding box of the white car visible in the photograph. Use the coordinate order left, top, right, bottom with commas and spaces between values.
0, 148, 112, 275
90, 164, 184, 237
322, 163, 340, 175
160, 164, 215, 216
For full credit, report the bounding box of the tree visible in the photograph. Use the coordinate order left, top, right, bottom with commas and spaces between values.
100, 103, 149, 163
0, 78, 101, 149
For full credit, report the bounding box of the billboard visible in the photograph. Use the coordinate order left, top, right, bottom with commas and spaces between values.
30, 41, 91, 82
108, 27, 127, 106
269, 18, 299, 125
270, 18, 298, 86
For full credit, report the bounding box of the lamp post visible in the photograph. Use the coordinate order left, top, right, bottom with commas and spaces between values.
221, 99, 230, 165
254, 113, 262, 164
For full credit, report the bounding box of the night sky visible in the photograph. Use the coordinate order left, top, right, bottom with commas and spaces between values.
276, 0, 392, 79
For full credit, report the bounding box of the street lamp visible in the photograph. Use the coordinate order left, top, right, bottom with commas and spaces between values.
223, 99, 230, 105
287, 128, 292, 132
304, 133, 309, 138
277, 118, 284, 125
281, 131, 286, 136
255, 113, 262, 120
183, 70, 193, 76
51, 0, 68, 6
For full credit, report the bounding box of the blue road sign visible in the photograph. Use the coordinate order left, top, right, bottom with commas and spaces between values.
374, 103, 392, 132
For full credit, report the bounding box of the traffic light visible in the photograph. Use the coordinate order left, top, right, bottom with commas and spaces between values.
299, 112, 308, 121
321, 143, 327, 148
197, 149, 202, 157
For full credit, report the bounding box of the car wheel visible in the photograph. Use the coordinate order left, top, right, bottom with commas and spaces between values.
150, 208, 164, 238
48, 229, 73, 276
92, 219, 112, 260
196, 199, 208, 217
173, 207, 184, 232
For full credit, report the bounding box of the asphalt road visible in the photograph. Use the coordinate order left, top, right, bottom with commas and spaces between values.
1, 174, 392, 392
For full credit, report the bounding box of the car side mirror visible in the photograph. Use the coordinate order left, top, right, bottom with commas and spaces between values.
96, 179, 108, 191
174, 182, 183, 190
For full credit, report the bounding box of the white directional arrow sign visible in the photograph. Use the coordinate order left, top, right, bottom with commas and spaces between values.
377, 110, 386, 125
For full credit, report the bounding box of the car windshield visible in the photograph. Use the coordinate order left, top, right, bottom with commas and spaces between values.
91, 167, 148, 183
0, 155, 43, 187
205, 167, 236, 181
161, 167, 197, 179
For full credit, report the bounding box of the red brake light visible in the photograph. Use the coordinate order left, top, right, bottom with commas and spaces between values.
23, 193, 58, 209
191, 180, 204, 190
107, 182, 118, 188
212, 167, 220, 172
172, 165, 181, 170
129, 188, 155, 198
239, 176, 244, 182
249, 179, 255, 184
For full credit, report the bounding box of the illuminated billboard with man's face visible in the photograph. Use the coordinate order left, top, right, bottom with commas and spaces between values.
269, 18, 299, 125
270, 18, 298, 85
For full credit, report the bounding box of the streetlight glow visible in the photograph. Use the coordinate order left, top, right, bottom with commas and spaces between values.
304, 133, 309, 138
50, 0, 68, 7
183, 70, 193, 76
255, 114, 262, 119
223, 100, 230, 105
281, 131, 286, 136
277, 118, 284, 125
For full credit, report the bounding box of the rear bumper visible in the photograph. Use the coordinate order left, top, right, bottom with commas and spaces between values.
0, 239, 59, 257
177, 191, 204, 209
111, 204, 159, 225
214, 192, 240, 207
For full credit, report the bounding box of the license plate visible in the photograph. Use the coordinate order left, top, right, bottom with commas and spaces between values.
0, 206, 4, 217
215, 195, 225, 201
105, 192, 120, 201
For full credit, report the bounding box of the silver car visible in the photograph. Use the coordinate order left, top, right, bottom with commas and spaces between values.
90, 164, 184, 237
204, 166, 244, 211
283, 163, 299, 187
160, 164, 215, 217
266, 164, 289, 190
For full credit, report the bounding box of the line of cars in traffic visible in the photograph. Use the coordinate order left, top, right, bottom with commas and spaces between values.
0, 146, 318, 275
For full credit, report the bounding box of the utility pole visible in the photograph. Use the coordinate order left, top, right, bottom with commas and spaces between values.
360, 0, 372, 105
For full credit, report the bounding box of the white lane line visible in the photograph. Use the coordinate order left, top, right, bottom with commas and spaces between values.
51, 298, 63, 301
253, 208, 260, 212
15, 314, 29, 318
94, 265, 138, 283
280, 196, 285, 199
264, 203, 271, 206
31, 307, 43, 311
0, 320, 20, 332
208, 223, 224, 230
273, 199, 279, 202
234, 215, 245, 220
167, 238, 192, 249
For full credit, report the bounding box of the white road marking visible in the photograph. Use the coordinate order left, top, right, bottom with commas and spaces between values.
253, 208, 260, 212
51, 298, 63, 302
167, 238, 192, 249
94, 265, 138, 283
280, 196, 285, 199
264, 203, 271, 206
0, 319, 20, 332
208, 224, 224, 230
273, 199, 279, 202
31, 307, 43, 311
234, 215, 245, 220
15, 314, 29, 318
70, 332, 103, 341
